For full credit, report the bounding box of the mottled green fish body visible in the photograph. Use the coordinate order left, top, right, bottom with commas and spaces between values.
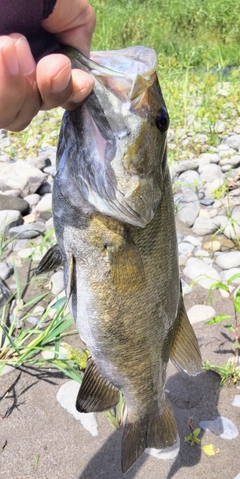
39, 46, 202, 473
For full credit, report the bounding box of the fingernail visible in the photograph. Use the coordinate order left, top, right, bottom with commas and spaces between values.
15, 36, 35, 75
51, 64, 71, 93
0, 39, 19, 75
71, 83, 93, 103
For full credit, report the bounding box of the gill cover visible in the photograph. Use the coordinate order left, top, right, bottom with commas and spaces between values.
57, 46, 169, 227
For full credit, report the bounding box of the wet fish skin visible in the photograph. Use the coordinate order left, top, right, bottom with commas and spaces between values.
45, 46, 202, 472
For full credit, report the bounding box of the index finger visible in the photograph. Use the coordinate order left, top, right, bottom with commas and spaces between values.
42, 0, 96, 56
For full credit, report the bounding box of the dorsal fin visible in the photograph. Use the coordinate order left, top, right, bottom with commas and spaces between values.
170, 290, 202, 376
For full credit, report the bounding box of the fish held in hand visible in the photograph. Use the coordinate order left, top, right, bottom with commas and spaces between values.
38, 45, 202, 473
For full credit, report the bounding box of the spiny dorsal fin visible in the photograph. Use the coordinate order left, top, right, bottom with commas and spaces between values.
76, 358, 120, 413
35, 244, 63, 275
170, 292, 202, 376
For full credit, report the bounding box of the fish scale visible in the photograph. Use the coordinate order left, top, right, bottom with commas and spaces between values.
36, 45, 202, 473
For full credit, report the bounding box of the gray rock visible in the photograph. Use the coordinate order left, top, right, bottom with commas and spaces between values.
219, 155, 240, 167
232, 395, 240, 408
36, 181, 53, 195
43, 165, 56, 176
223, 206, 240, 240
0, 280, 11, 309
215, 120, 226, 133
175, 189, 200, 228
27, 155, 51, 170
221, 165, 231, 173
45, 216, 54, 231
178, 170, 201, 188
204, 177, 225, 198
224, 134, 240, 151
194, 249, 209, 257
0, 262, 13, 280
213, 200, 223, 209
181, 279, 192, 295
38, 146, 57, 166
0, 194, 29, 216
192, 217, 218, 236
187, 304, 215, 324
199, 163, 224, 182
11, 239, 30, 252
197, 188, 205, 200
215, 252, 240, 269
178, 242, 194, 255
179, 254, 188, 266
56, 380, 98, 436
212, 215, 228, 230
8, 222, 46, 239
220, 268, 240, 284
0, 160, 45, 195
170, 159, 199, 176
35, 193, 52, 220
208, 208, 218, 218
183, 235, 202, 247
51, 270, 64, 295
0, 210, 23, 234
183, 257, 221, 289
198, 153, 219, 164
199, 416, 238, 440
2, 189, 21, 197
23, 194, 41, 207
200, 198, 215, 206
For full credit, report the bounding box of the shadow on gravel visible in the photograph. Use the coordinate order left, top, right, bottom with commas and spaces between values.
166, 369, 221, 479
78, 369, 221, 479
0, 366, 65, 419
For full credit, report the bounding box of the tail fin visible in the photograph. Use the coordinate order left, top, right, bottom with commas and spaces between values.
121, 398, 177, 473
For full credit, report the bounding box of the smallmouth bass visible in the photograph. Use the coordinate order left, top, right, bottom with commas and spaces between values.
37, 45, 202, 473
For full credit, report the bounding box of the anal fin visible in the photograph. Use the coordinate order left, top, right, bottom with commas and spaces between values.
121, 398, 177, 473
170, 289, 202, 375
76, 358, 120, 413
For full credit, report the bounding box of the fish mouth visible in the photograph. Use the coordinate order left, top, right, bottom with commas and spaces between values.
61, 45, 158, 107
59, 46, 164, 227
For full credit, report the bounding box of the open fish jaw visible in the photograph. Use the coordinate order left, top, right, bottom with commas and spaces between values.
57, 46, 168, 227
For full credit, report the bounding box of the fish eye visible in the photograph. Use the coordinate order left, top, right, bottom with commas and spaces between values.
155, 106, 169, 132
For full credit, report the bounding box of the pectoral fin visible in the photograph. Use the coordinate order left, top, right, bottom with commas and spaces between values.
35, 244, 63, 275
76, 358, 120, 413
170, 292, 202, 375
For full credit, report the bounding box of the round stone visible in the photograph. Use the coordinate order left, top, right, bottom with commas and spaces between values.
183, 257, 221, 289
220, 268, 240, 284
178, 242, 194, 255
215, 252, 240, 269
187, 304, 216, 324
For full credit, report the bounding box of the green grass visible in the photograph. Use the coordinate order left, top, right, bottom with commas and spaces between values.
91, 0, 240, 69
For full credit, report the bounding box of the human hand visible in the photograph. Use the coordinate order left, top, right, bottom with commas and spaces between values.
0, 0, 96, 132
